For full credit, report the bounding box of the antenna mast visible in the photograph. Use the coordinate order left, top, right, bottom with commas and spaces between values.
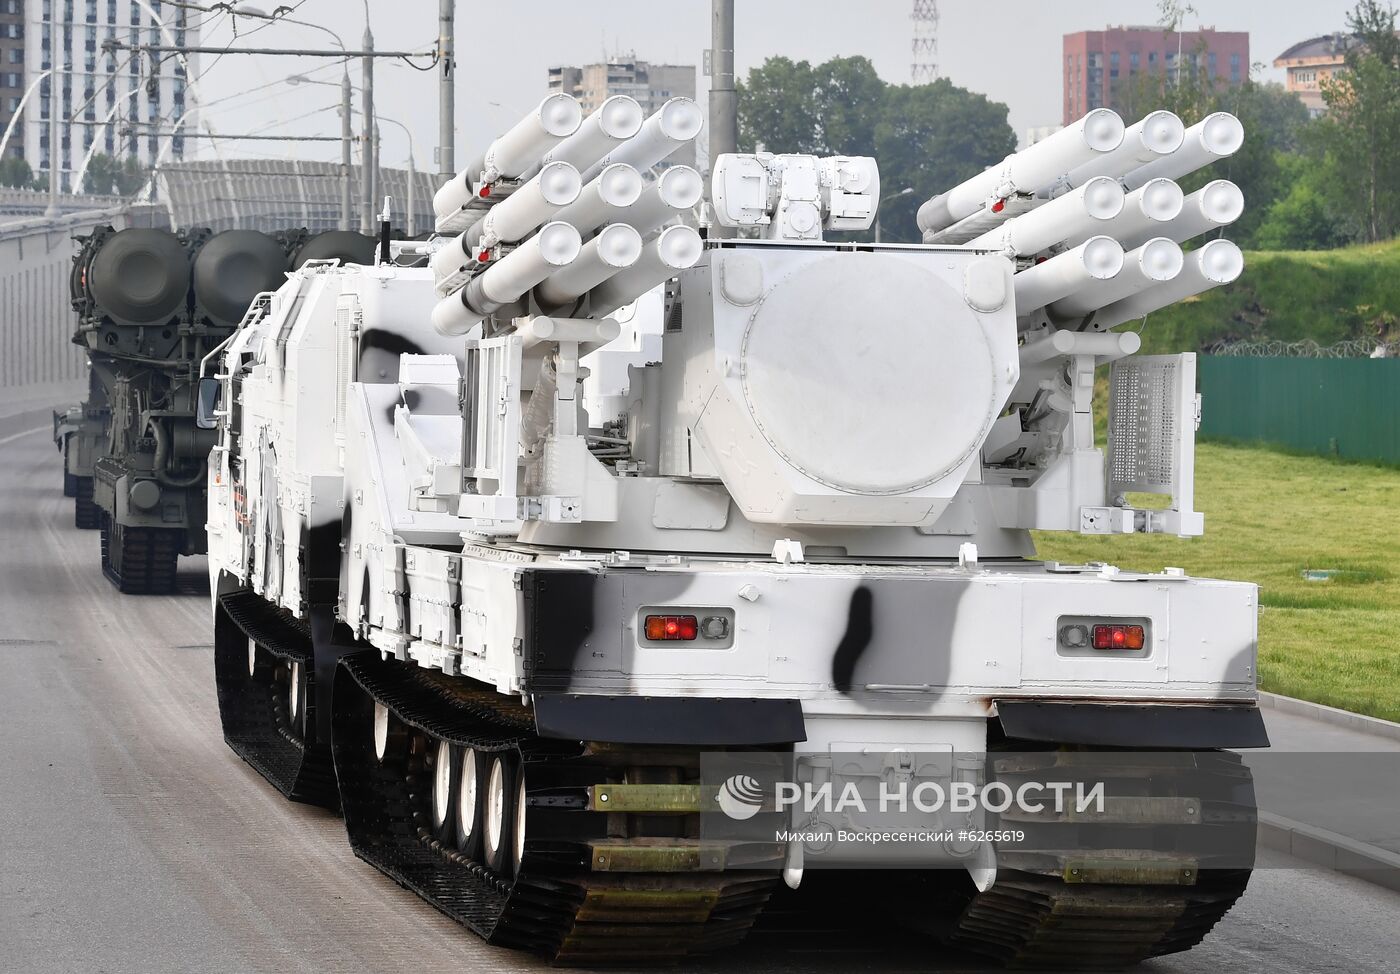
911, 0, 939, 84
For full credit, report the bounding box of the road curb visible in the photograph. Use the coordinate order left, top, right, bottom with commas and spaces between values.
1258, 811, 1400, 894
1259, 690, 1400, 743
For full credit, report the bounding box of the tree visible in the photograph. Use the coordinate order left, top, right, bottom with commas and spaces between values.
737, 57, 822, 155
737, 56, 1016, 242
811, 57, 886, 157
873, 80, 1016, 241
1253, 154, 1349, 249
1313, 0, 1400, 242
0, 155, 33, 189
1216, 81, 1315, 244
83, 152, 148, 196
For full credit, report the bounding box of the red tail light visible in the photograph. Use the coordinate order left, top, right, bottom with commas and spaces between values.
645, 615, 698, 641
1092, 624, 1145, 650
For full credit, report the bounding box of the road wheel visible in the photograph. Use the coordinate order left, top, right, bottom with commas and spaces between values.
455, 747, 488, 859
483, 754, 515, 875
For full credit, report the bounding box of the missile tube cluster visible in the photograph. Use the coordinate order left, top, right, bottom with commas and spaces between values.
430, 94, 705, 338
918, 106, 1246, 328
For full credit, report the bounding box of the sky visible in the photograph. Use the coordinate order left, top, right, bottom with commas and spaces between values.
189, 0, 1364, 175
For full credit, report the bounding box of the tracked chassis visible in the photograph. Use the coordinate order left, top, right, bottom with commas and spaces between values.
206, 91, 1266, 970
215, 587, 1256, 968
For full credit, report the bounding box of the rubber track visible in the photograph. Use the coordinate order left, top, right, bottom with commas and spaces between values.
944, 751, 1255, 969
943, 867, 1250, 969
214, 591, 339, 807
73, 476, 100, 530
332, 652, 780, 966
102, 519, 178, 594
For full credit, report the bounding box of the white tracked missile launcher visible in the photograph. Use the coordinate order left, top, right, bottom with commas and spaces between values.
206, 100, 1263, 969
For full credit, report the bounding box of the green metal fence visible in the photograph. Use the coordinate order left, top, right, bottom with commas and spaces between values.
1197, 356, 1400, 463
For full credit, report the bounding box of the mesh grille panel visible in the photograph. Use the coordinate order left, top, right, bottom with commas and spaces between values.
1109, 356, 1180, 495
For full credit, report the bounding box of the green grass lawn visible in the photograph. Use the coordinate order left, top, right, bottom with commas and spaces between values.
1033, 442, 1400, 722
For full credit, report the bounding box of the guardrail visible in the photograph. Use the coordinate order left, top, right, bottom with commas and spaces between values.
0, 205, 133, 392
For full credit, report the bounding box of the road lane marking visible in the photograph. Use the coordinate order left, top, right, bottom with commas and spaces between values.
0, 426, 46, 446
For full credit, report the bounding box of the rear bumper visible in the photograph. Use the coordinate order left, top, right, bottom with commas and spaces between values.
533, 693, 807, 746
996, 699, 1270, 749
528, 694, 1269, 750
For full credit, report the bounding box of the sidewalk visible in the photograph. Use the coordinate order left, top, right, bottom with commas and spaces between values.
0, 381, 87, 438
1247, 695, 1400, 891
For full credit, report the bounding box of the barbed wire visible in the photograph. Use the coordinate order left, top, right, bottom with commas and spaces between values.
1206, 338, 1400, 358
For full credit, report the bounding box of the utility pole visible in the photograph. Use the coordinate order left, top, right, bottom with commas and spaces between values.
361, 23, 376, 233
46, 2, 61, 214
405, 143, 415, 236
438, 0, 455, 178
341, 69, 355, 231
708, 0, 737, 169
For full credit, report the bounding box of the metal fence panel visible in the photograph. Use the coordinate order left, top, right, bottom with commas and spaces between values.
1198, 356, 1400, 463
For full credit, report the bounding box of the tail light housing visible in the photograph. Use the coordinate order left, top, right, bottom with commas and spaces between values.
644, 614, 698, 641
1057, 617, 1152, 657
1092, 624, 1146, 650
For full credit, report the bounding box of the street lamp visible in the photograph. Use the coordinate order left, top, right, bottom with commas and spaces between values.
288, 71, 356, 231
286, 74, 417, 234
874, 187, 915, 243
0, 69, 51, 162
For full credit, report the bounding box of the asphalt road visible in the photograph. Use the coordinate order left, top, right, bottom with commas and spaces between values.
2, 425, 1398, 974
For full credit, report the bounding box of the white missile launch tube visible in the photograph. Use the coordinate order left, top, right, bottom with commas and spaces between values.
1020, 328, 1142, 364
917, 109, 1124, 234
1062, 110, 1184, 187
554, 164, 644, 234
1122, 112, 1244, 190
1120, 179, 1245, 250
581, 98, 704, 182
589, 224, 703, 317
1065, 178, 1183, 249
1093, 239, 1244, 329
514, 315, 621, 350
429, 232, 474, 281
433, 172, 476, 222
1050, 237, 1183, 319
432, 162, 583, 279
438, 94, 583, 218
543, 95, 644, 172
471, 93, 583, 184
537, 223, 644, 307
628, 165, 704, 236
432, 222, 582, 337
1013, 236, 1124, 313
476, 161, 582, 247
965, 176, 1124, 257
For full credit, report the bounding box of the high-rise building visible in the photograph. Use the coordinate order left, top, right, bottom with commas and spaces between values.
547, 57, 696, 167
1, 0, 26, 162
1062, 25, 1248, 125
1274, 34, 1363, 116
5, 0, 199, 189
